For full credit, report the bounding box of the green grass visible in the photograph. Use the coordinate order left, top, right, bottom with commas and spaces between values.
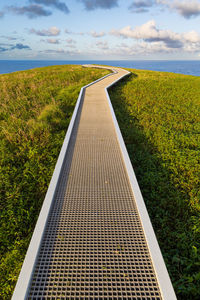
1, 65, 199, 299
0, 65, 110, 299
109, 68, 200, 299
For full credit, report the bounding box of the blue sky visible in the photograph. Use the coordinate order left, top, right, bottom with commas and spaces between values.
0, 0, 200, 60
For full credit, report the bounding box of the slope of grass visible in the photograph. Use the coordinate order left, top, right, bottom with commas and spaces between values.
109, 69, 200, 299
0, 65, 110, 299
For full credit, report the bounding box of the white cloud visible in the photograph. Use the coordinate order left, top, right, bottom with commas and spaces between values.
66, 39, 77, 48
65, 29, 71, 34
46, 38, 60, 44
40, 48, 80, 55
111, 20, 182, 48
110, 20, 200, 54
78, 0, 119, 10
65, 29, 85, 36
7, 4, 52, 18
90, 31, 105, 38
30, 0, 70, 14
66, 38, 76, 44
157, 0, 200, 19
30, 26, 60, 36
184, 30, 200, 43
110, 41, 172, 56
171, 0, 200, 18
129, 0, 155, 13
74, 32, 85, 36
129, 0, 200, 19
96, 41, 109, 49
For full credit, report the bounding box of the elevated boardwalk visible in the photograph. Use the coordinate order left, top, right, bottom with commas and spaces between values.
12, 66, 176, 299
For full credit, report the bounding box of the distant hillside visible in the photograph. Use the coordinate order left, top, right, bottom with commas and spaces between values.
109, 69, 200, 300
0, 65, 110, 299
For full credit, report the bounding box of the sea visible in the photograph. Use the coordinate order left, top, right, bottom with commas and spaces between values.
0, 60, 200, 76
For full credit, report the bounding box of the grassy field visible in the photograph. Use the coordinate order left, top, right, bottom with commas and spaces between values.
0, 65, 110, 299
109, 69, 200, 299
0, 65, 199, 299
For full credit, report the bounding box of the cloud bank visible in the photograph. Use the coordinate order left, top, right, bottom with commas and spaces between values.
30, 0, 70, 14
0, 35, 17, 41
129, 0, 155, 13
96, 41, 109, 50
44, 38, 60, 44
11, 43, 31, 50
90, 31, 105, 37
0, 43, 31, 52
129, 0, 200, 18
40, 48, 80, 56
111, 20, 200, 53
4, 0, 200, 19
30, 26, 60, 36
171, 0, 200, 19
79, 0, 118, 10
7, 4, 52, 18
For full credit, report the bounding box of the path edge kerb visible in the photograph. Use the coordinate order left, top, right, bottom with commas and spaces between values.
11, 68, 115, 300
104, 67, 177, 300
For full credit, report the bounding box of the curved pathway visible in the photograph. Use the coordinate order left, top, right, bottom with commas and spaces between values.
12, 65, 176, 300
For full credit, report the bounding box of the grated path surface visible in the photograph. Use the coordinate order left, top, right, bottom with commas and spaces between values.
28, 69, 162, 299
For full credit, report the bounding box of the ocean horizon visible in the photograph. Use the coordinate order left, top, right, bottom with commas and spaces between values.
0, 60, 200, 76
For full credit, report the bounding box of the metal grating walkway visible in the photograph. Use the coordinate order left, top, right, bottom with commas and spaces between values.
12, 66, 176, 300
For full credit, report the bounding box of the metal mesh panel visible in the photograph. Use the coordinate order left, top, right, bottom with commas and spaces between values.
27, 80, 162, 299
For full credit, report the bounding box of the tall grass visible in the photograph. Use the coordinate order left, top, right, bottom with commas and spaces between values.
0, 65, 110, 299
109, 69, 200, 299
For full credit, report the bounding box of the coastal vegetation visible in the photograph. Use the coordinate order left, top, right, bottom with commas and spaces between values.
0, 65, 199, 299
109, 69, 200, 299
0, 65, 110, 299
